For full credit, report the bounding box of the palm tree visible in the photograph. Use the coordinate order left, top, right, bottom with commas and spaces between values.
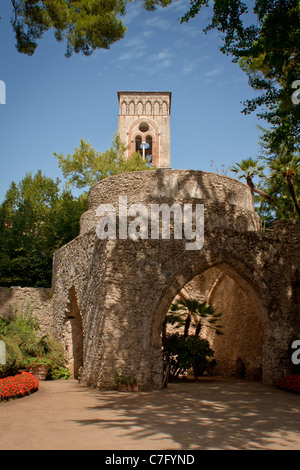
269, 153, 300, 218
164, 297, 223, 338
230, 158, 275, 203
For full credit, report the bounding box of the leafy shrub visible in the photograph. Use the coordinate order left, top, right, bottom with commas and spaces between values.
43, 335, 65, 368
276, 374, 300, 394
0, 309, 69, 380
0, 371, 39, 402
47, 366, 70, 380
0, 335, 23, 379
3, 307, 48, 357
22, 356, 54, 368
163, 333, 215, 379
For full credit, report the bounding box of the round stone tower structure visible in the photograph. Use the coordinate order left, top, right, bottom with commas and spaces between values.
52, 170, 299, 390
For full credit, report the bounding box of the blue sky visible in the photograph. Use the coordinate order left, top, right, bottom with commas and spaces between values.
0, 0, 262, 202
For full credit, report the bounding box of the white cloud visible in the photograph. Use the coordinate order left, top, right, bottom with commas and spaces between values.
144, 17, 173, 31
203, 66, 223, 78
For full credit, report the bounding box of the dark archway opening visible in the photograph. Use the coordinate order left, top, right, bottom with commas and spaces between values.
157, 264, 265, 386
65, 287, 84, 380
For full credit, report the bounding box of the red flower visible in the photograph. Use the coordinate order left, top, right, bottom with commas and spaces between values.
0, 372, 39, 402
276, 374, 300, 394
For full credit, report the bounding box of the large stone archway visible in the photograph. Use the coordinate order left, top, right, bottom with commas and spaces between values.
154, 263, 266, 381
51, 169, 300, 390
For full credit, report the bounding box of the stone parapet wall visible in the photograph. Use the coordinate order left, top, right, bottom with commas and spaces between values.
80, 169, 261, 235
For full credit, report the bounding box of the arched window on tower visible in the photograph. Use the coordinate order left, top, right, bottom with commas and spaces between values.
135, 135, 142, 156
145, 135, 153, 165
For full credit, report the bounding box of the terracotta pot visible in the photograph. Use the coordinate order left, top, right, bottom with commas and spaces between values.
28, 365, 49, 381
118, 384, 129, 392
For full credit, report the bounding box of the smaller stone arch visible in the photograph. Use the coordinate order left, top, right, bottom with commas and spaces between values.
128, 101, 135, 115
161, 101, 168, 115
121, 100, 127, 115
136, 101, 143, 115
128, 118, 160, 166
145, 135, 153, 163
135, 135, 142, 155
153, 100, 160, 115
145, 100, 152, 115
64, 286, 84, 380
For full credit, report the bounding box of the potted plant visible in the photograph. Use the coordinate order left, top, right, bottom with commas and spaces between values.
114, 374, 138, 392
129, 376, 139, 392
22, 356, 54, 381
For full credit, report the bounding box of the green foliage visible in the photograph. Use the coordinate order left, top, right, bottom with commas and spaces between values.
0, 334, 23, 379
47, 366, 70, 380
113, 373, 137, 386
180, 0, 300, 152
10, 0, 172, 57
22, 356, 54, 367
4, 306, 48, 358
0, 170, 87, 287
163, 298, 221, 379
43, 334, 66, 368
0, 309, 69, 379
230, 151, 300, 222
163, 333, 215, 379
231, 158, 265, 182
165, 298, 223, 338
54, 133, 154, 191
11, 0, 127, 57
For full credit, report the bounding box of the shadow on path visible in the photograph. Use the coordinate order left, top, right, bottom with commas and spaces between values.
71, 377, 300, 450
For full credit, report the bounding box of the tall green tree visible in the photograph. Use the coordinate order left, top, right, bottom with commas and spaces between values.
9, 0, 172, 57
54, 133, 154, 191
180, 0, 300, 152
230, 153, 300, 222
268, 152, 300, 218
0, 171, 87, 287
230, 157, 275, 203
164, 297, 223, 339
258, 145, 300, 220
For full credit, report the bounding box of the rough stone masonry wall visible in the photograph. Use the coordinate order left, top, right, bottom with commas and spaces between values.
51, 169, 300, 390
0, 286, 53, 336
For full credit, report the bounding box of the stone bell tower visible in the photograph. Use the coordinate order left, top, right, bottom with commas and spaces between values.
117, 91, 171, 168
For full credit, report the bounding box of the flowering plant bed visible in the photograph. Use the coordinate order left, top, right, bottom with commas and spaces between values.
22, 356, 54, 380
0, 371, 39, 402
276, 374, 300, 394
22, 356, 54, 367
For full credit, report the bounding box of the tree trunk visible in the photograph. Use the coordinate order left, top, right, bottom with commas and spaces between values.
184, 315, 191, 337
246, 175, 276, 204
287, 175, 300, 217
195, 322, 201, 336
